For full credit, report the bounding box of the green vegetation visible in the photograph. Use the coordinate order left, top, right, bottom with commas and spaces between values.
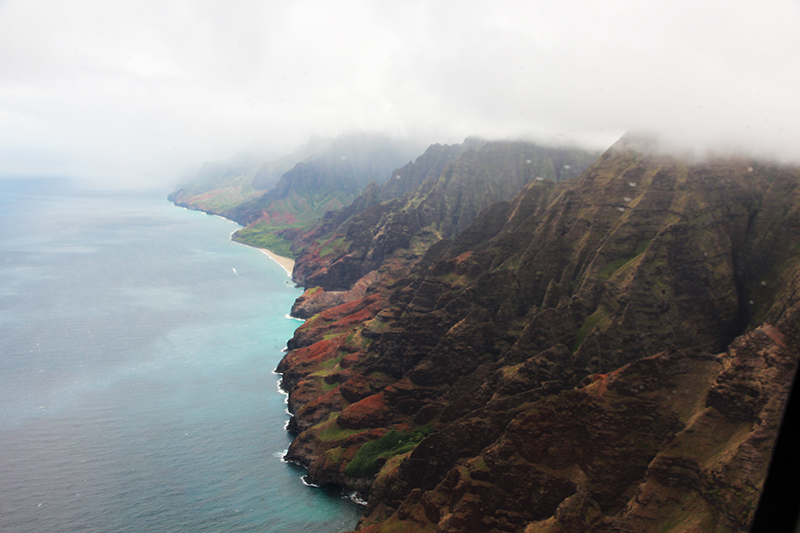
367, 318, 389, 333
318, 415, 364, 442
438, 271, 466, 285
598, 239, 651, 280
572, 306, 610, 353
172, 170, 262, 212
634, 239, 651, 255
232, 222, 300, 258
302, 312, 323, 330
346, 426, 433, 477
193, 188, 262, 213
319, 236, 349, 258
599, 257, 632, 280
309, 354, 343, 378
324, 446, 345, 464
471, 456, 489, 471
409, 232, 440, 255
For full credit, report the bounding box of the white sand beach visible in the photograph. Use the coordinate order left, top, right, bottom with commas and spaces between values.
261, 249, 295, 276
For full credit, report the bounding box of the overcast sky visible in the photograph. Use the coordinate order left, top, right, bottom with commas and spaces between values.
1, 0, 799, 189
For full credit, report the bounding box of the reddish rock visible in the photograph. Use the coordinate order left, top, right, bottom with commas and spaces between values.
277, 337, 343, 390
339, 393, 390, 429
291, 271, 381, 318
276, 139, 800, 532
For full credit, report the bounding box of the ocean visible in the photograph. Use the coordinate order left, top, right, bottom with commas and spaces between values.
0, 179, 363, 532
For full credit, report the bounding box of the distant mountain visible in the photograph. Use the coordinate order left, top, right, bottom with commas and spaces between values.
226, 133, 426, 256
169, 132, 426, 258
285, 139, 600, 313
168, 136, 331, 214
251, 136, 333, 191
275, 134, 800, 533
168, 161, 260, 214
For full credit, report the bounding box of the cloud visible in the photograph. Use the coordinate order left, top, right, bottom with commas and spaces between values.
1, 0, 799, 189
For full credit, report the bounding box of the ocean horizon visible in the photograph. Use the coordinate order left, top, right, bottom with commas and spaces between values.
0, 178, 362, 532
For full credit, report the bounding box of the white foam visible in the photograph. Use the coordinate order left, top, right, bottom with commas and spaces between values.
348, 492, 368, 506
301, 476, 321, 488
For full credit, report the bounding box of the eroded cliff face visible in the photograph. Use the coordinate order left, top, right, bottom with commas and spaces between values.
278, 137, 800, 533
288, 140, 599, 292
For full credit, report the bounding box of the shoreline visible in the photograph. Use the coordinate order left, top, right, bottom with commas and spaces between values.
260, 249, 295, 277
170, 200, 295, 278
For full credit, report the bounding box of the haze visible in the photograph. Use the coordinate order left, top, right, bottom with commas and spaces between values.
2, 0, 799, 190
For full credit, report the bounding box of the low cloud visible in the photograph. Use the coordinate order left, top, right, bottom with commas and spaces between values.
1, 0, 799, 189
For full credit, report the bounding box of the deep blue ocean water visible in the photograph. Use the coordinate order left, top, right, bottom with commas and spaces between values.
0, 179, 363, 532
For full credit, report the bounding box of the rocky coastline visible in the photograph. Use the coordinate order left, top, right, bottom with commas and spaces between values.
171, 134, 800, 532
274, 137, 800, 532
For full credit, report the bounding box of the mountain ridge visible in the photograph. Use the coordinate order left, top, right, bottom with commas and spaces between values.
287, 139, 599, 303
275, 135, 800, 532
169, 132, 425, 257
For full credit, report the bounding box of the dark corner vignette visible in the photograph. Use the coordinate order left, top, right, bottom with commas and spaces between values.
751, 365, 800, 532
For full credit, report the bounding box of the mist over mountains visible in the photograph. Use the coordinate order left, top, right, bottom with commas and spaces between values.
170, 131, 800, 532
3, 0, 800, 187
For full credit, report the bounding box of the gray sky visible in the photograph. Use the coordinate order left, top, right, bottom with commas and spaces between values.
2, 0, 800, 189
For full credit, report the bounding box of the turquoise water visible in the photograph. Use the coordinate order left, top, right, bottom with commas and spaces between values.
0, 179, 363, 532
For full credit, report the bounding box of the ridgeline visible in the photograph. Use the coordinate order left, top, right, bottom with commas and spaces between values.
171, 133, 799, 532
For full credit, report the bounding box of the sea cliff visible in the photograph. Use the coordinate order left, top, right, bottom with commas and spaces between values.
276, 136, 800, 532
169, 134, 799, 531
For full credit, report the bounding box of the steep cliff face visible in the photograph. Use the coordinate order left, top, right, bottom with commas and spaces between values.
228, 133, 424, 225
225, 134, 424, 257
277, 136, 800, 533
282, 140, 476, 298
168, 138, 331, 214
357, 325, 796, 533
168, 161, 265, 215
289, 140, 599, 294
169, 133, 424, 258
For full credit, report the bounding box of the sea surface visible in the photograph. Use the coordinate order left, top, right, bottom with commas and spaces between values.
0, 178, 363, 532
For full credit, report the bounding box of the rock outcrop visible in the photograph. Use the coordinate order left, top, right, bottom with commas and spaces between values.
288, 139, 599, 306
277, 135, 800, 533
169, 133, 425, 257
168, 138, 331, 215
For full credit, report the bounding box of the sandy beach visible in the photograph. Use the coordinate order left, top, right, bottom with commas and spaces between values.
261, 249, 295, 276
